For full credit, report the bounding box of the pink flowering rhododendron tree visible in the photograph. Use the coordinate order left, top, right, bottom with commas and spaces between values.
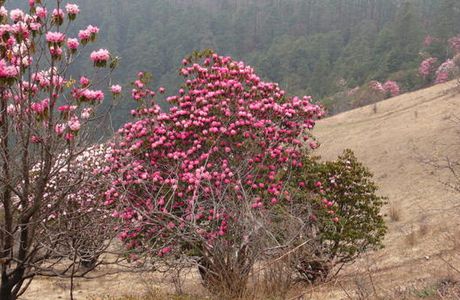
419, 57, 438, 81
435, 59, 458, 84
369, 80, 400, 98
106, 51, 325, 296
0, 1, 120, 299
37, 145, 115, 266
418, 34, 460, 86
382, 80, 400, 97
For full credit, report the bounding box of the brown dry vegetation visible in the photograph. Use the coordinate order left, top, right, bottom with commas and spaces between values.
23, 81, 460, 299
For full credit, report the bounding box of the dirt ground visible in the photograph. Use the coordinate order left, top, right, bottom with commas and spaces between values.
24, 81, 460, 299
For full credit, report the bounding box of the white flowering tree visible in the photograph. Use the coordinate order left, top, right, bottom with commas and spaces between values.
0, 1, 121, 299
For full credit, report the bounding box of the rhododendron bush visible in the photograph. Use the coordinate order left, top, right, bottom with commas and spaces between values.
287, 150, 386, 283
419, 34, 460, 85
369, 80, 400, 98
340, 79, 401, 111
0, 1, 119, 299
106, 51, 325, 296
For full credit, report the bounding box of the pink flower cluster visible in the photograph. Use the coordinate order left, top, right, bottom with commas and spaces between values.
65, 4, 80, 16
105, 53, 325, 254
46, 31, 65, 44
30, 98, 49, 115
67, 38, 79, 51
78, 25, 99, 44
0, 59, 18, 79
36, 6, 47, 19
77, 89, 105, 102
370, 80, 400, 97
52, 8, 64, 25
435, 59, 456, 84
419, 57, 438, 78
369, 81, 384, 93
90, 49, 110, 66
383, 80, 400, 97
10, 9, 25, 22
111, 85, 122, 94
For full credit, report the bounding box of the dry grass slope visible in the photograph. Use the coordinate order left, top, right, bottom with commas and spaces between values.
312, 80, 460, 299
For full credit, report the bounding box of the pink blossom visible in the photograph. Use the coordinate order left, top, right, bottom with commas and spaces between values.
309, 141, 318, 149
158, 246, 172, 257
65, 132, 74, 141
90, 49, 110, 66
419, 57, 438, 78
0, 7, 8, 18
29, 22, 41, 32
111, 84, 122, 94
31, 135, 41, 143
58, 105, 77, 112
383, 80, 400, 97
80, 76, 90, 86
46, 32, 65, 44
52, 8, 64, 19
80, 89, 105, 102
65, 4, 80, 16
78, 29, 91, 41
0, 60, 18, 78
55, 123, 66, 135
6, 104, 16, 116
435, 59, 456, 84
66, 38, 79, 50
35, 6, 47, 19
10, 9, 24, 22
81, 108, 92, 119
68, 116, 81, 131
49, 46, 63, 58
30, 98, 49, 115
369, 80, 385, 93
87, 25, 100, 34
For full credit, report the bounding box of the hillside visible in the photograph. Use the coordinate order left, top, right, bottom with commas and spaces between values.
312, 80, 460, 298
23, 81, 460, 299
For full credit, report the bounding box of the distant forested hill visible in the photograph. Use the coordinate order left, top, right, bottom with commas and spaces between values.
26, 0, 460, 127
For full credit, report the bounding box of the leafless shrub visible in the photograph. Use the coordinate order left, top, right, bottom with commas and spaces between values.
418, 216, 430, 236
388, 204, 402, 222
248, 258, 297, 300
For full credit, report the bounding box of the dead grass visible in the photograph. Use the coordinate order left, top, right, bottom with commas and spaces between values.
388, 203, 402, 222
419, 217, 430, 237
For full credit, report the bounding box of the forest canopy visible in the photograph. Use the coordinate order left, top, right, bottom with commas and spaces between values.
47, 0, 460, 128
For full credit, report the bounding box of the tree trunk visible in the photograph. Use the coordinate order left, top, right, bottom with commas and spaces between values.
0, 277, 15, 300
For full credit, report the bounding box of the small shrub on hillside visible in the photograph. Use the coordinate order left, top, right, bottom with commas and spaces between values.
350, 83, 386, 108
288, 150, 387, 283
389, 204, 402, 222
